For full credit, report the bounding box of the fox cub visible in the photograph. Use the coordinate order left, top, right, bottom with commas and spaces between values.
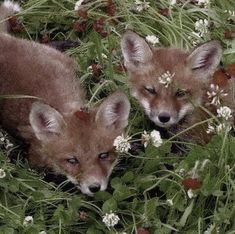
0, 1, 130, 196
121, 31, 234, 142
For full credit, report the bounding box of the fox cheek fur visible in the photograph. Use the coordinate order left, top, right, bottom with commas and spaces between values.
121, 31, 223, 129
0, 1, 130, 195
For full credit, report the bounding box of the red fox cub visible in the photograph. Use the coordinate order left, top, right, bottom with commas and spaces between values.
121, 31, 234, 142
0, 1, 130, 195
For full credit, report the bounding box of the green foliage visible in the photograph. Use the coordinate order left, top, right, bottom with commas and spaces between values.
1, 0, 235, 233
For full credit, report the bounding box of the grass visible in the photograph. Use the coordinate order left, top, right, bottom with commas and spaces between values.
0, 0, 235, 233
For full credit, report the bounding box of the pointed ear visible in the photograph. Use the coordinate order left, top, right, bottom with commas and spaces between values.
121, 31, 153, 70
95, 91, 130, 130
29, 102, 66, 141
187, 41, 222, 79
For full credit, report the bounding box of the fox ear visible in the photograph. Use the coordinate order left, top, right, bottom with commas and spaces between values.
121, 31, 153, 70
95, 91, 130, 130
29, 102, 66, 141
187, 41, 222, 79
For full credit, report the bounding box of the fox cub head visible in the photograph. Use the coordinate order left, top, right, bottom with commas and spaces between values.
28, 91, 130, 196
121, 31, 222, 129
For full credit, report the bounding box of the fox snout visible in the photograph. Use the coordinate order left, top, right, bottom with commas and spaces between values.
80, 176, 109, 196
149, 110, 178, 128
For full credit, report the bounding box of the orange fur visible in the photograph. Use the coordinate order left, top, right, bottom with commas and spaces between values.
0, 2, 130, 195
121, 31, 234, 143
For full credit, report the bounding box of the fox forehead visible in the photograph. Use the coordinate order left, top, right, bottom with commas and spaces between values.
129, 48, 204, 91
44, 113, 117, 157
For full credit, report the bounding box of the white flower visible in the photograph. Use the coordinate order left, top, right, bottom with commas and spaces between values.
0, 137, 5, 142
101, 53, 108, 59
225, 10, 235, 20
200, 159, 210, 171
206, 122, 215, 134
142, 130, 163, 148
145, 35, 159, 46
167, 199, 173, 206
3, 0, 21, 12
197, 0, 210, 7
113, 135, 131, 153
23, 216, 33, 226
216, 123, 232, 134
195, 19, 209, 37
204, 223, 215, 234
39, 231, 47, 234
74, 0, 85, 11
142, 130, 151, 148
5, 139, 13, 149
158, 71, 174, 88
133, 0, 150, 12
207, 84, 228, 106
150, 130, 163, 147
102, 212, 120, 227
217, 106, 233, 120
0, 168, 6, 178
169, 0, 177, 5
179, 168, 185, 176
187, 189, 195, 199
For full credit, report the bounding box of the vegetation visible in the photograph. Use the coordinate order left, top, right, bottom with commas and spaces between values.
0, 0, 235, 233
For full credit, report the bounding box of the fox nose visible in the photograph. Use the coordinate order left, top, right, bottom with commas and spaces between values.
158, 113, 171, 123
88, 183, 101, 193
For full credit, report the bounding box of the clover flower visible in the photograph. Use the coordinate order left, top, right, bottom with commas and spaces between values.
207, 122, 232, 135
0, 169, 6, 179
225, 10, 235, 20
216, 123, 232, 134
194, 19, 209, 37
166, 199, 173, 206
145, 35, 159, 46
206, 122, 215, 134
187, 189, 196, 199
39, 231, 47, 234
142, 131, 151, 148
3, 0, 21, 12
23, 216, 33, 226
133, 0, 150, 12
197, 0, 210, 7
102, 212, 120, 227
169, 0, 177, 5
158, 71, 174, 88
142, 130, 163, 148
113, 135, 131, 153
207, 84, 228, 106
150, 130, 163, 147
74, 0, 85, 11
217, 106, 233, 120
204, 224, 216, 234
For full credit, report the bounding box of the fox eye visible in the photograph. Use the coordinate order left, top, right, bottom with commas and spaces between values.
144, 86, 157, 95
98, 152, 109, 160
66, 157, 79, 165
175, 89, 189, 98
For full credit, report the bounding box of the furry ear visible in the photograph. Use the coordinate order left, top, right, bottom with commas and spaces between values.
121, 31, 153, 70
187, 41, 222, 79
95, 91, 130, 130
29, 102, 66, 141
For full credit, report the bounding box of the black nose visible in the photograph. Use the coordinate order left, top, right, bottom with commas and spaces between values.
88, 184, 101, 193
158, 113, 171, 123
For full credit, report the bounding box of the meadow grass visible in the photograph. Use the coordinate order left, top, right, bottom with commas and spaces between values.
0, 0, 235, 233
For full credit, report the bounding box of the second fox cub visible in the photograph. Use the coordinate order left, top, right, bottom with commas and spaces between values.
121, 31, 234, 142
0, 1, 130, 195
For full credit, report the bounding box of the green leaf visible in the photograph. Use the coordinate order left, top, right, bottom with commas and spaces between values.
113, 184, 132, 201
102, 198, 117, 213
